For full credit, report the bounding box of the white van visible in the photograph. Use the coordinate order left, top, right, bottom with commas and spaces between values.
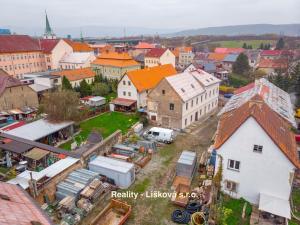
143, 127, 175, 144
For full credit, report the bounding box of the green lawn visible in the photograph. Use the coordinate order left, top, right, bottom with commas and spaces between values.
0, 166, 10, 174
211, 39, 275, 49
228, 73, 253, 88
222, 195, 252, 225
60, 112, 139, 150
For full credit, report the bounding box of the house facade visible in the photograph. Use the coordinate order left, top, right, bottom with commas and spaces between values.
91, 52, 140, 80
41, 39, 73, 70
0, 35, 47, 79
214, 97, 298, 220
147, 69, 220, 129
117, 64, 177, 108
0, 69, 39, 111
144, 48, 176, 68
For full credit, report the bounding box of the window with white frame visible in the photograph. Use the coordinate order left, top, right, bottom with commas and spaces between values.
225, 180, 238, 192
253, 145, 263, 153
228, 159, 240, 171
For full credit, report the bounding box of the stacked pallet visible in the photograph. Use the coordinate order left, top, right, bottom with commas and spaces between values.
80, 178, 106, 203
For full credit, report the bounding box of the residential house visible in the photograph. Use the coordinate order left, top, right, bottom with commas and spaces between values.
207, 53, 227, 62
222, 53, 239, 71
59, 52, 96, 70
89, 44, 114, 56
0, 69, 39, 111
116, 64, 177, 109
179, 51, 195, 68
51, 67, 96, 87
260, 50, 282, 60
130, 42, 155, 57
214, 95, 299, 220
91, 52, 141, 80
40, 39, 73, 70
0, 182, 52, 225
245, 50, 261, 69
258, 58, 288, 74
0, 35, 47, 79
147, 69, 220, 129
144, 48, 176, 68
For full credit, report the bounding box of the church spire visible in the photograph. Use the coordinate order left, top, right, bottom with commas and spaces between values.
44, 10, 56, 39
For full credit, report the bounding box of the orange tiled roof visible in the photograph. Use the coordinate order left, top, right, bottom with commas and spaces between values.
135, 42, 155, 49
214, 95, 300, 168
172, 47, 193, 57
51, 67, 95, 81
126, 64, 177, 92
208, 53, 227, 61
64, 39, 93, 52
99, 51, 133, 60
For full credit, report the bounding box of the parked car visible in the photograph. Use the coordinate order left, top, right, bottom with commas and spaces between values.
143, 127, 175, 144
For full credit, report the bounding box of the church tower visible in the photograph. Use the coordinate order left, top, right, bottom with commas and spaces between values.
43, 11, 56, 39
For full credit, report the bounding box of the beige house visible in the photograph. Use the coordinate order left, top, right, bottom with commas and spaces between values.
0, 69, 39, 111
91, 52, 140, 80
147, 69, 220, 129
144, 48, 176, 68
40, 39, 73, 70
0, 35, 47, 79
51, 67, 96, 88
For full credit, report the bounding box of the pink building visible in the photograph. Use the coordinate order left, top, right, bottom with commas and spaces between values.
0, 35, 47, 79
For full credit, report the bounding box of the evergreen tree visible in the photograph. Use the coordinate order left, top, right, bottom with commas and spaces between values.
232, 53, 250, 76
276, 37, 285, 50
92, 83, 110, 96
62, 76, 73, 90
242, 43, 247, 49
259, 43, 264, 49
248, 45, 252, 49
79, 79, 92, 97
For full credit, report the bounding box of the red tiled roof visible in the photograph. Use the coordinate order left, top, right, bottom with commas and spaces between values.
214, 95, 300, 168
261, 50, 282, 56
214, 47, 245, 54
112, 98, 136, 107
51, 67, 95, 81
258, 58, 288, 69
145, 48, 167, 58
0, 182, 52, 225
64, 39, 93, 52
234, 82, 255, 94
0, 35, 42, 53
40, 39, 60, 54
0, 69, 23, 95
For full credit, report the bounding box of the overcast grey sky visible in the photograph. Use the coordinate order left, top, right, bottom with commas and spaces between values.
1, 0, 299, 29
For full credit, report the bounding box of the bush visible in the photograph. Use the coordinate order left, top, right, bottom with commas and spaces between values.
92, 83, 110, 96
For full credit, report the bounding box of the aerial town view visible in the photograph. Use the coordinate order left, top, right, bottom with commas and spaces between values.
0, 0, 300, 224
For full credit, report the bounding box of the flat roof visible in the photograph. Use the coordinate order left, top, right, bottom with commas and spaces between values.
89, 156, 134, 173
23, 147, 49, 161
7, 157, 79, 189
4, 119, 74, 141
0, 139, 33, 154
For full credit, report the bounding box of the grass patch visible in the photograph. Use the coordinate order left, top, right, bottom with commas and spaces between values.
0, 166, 10, 174
222, 195, 252, 225
211, 39, 275, 49
60, 112, 139, 150
132, 178, 151, 193
228, 73, 252, 88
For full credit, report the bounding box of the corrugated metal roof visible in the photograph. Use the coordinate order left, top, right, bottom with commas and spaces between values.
89, 156, 134, 173
223, 53, 239, 62
4, 119, 74, 141
7, 157, 79, 189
